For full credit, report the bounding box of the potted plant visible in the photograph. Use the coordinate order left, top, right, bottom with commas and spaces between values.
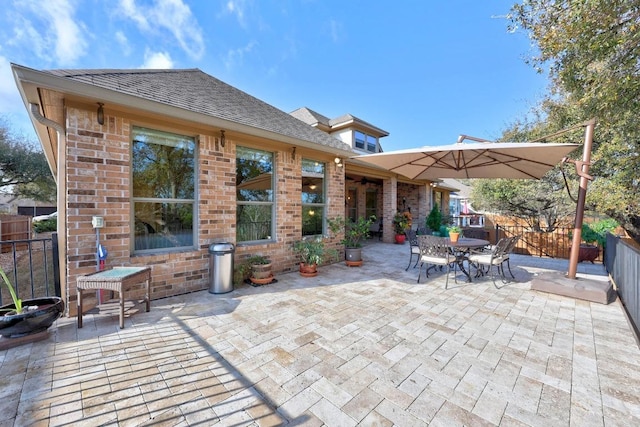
293, 237, 338, 277
426, 204, 443, 235
328, 215, 375, 266
447, 225, 462, 242
575, 219, 618, 263
393, 211, 411, 244
247, 255, 274, 285
0, 266, 64, 339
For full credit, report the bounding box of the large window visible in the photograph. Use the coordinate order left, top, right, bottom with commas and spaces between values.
302, 159, 326, 236
132, 126, 196, 252
236, 147, 274, 242
354, 130, 378, 153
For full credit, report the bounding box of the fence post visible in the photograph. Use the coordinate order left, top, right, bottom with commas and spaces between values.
52, 232, 61, 298
495, 224, 499, 244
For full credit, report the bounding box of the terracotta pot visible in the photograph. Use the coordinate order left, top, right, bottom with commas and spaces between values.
395, 234, 406, 244
299, 262, 318, 277
0, 297, 65, 338
449, 232, 460, 243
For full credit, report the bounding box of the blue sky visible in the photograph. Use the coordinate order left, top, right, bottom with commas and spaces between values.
0, 0, 546, 150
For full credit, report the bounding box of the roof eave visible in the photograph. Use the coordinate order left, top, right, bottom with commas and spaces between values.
12, 64, 355, 158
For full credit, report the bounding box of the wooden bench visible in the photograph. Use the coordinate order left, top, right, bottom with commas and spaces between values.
76, 266, 151, 329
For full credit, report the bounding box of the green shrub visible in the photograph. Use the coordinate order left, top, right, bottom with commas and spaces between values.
33, 218, 57, 233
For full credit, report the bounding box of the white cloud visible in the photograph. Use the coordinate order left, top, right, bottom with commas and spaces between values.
140, 50, 174, 69
225, 0, 247, 27
115, 31, 132, 56
0, 56, 21, 113
328, 19, 342, 43
118, 0, 205, 60
223, 41, 257, 71
19, 0, 89, 65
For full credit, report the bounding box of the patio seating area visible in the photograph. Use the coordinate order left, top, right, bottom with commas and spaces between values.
1, 242, 639, 426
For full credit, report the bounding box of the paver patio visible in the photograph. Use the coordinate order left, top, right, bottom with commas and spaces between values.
1, 242, 639, 426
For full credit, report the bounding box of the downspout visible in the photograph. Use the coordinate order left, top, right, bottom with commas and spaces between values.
29, 103, 68, 315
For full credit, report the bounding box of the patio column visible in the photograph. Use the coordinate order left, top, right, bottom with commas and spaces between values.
382, 177, 397, 243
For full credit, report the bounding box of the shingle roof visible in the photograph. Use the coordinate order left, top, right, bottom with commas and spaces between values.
45, 68, 353, 152
290, 107, 331, 127
330, 113, 389, 137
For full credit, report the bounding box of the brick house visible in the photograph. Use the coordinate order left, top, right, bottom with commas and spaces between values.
12, 64, 451, 316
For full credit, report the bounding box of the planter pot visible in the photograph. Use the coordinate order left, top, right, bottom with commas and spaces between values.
299, 262, 318, 277
345, 247, 362, 263
578, 244, 600, 263
449, 232, 460, 243
249, 275, 274, 285
251, 262, 272, 279
0, 297, 65, 338
395, 234, 406, 244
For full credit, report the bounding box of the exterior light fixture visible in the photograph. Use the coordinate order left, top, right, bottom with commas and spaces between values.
220, 130, 226, 147
334, 157, 343, 167
97, 103, 104, 125
309, 184, 317, 190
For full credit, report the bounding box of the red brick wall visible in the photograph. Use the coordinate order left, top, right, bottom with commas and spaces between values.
63, 106, 345, 313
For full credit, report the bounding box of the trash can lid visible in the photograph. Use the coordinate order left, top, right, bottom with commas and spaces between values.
209, 242, 235, 252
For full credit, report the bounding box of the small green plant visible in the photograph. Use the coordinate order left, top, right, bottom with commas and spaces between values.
447, 225, 462, 234
246, 255, 270, 265
328, 215, 375, 248
426, 204, 443, 232
293, 237, 338, 265
393, 212, 410, 235
0, 266, 23, 314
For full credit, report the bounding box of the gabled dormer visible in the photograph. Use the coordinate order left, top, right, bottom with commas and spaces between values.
291, 107, 389, 154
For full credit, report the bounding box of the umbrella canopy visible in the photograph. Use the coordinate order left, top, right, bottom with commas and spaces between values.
352, 142, 581, 180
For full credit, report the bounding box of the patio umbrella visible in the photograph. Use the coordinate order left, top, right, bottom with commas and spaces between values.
352, 141, 581, 180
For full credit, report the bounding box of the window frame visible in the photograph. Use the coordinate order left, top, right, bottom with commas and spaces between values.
236, 146, 276, 244
301, 159, 327, 237
130, 126, 197, 254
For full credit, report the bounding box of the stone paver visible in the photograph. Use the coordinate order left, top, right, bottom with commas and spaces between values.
1, 243, 639, 426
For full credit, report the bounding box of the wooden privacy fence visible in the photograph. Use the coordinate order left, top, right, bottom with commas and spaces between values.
490, 224, 603, 263
0, 215, 32, 252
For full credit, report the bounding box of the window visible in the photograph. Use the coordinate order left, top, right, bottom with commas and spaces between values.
354, 130, 378, 152
132, 126, 196, 253
236, 147, 274, 242
302, 159, 326, 236
346, 188, 357, 222
365, 190, 377, 220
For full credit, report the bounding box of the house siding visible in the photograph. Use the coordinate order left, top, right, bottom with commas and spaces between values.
63, 106, 343, 315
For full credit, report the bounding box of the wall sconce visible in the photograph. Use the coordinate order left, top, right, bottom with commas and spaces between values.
430, 182, 438, 188
219, 130, 226, 147
97, 103, 104, 125
309, 184, 317, 190
334, 157, 343, 167
291, 147, 296, 160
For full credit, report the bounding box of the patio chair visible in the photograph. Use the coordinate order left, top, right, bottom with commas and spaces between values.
405, 229, 421, 270
468, 236, 518, 287
417, 235, 456, 287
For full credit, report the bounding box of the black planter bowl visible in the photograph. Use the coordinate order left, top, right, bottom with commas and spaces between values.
0, 297, 65, 338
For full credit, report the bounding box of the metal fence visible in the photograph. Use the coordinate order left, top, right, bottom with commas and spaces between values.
605, 234, 640, 336
0, 233, 60, 305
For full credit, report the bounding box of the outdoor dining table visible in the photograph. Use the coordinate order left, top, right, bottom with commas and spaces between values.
448, 237, 490, 282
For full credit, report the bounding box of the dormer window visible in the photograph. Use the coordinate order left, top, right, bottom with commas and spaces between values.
355, 130, 378, 153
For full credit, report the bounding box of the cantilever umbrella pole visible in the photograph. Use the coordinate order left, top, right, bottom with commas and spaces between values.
567, 119, 596, 279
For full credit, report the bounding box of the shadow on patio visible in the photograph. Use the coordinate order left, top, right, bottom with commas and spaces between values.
1, 242, 638, 426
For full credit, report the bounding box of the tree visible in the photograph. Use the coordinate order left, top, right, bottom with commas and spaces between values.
0, 118, 56, 202
508, 0, 640, 242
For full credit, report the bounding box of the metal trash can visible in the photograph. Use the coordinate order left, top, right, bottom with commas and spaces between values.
208, 242, 235, 294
